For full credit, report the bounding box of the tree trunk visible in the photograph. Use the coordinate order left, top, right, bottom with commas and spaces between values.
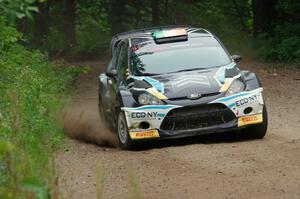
231, 0, 247, 32
252, 0, 278, 36
63, 0, 76, 48
151, 0, 160, 26
134, 0, 142, 29
34, 1, 50, 46
108, 0, 125, 35
164, 0, 169, 24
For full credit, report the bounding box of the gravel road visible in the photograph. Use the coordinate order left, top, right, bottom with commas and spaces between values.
56, 60, 300, 199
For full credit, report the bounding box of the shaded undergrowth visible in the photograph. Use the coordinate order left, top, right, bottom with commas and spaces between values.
0, 16, 84, 198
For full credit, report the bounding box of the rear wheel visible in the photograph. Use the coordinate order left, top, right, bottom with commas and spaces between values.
241, 105, 268, 139
117, 111, 134, 150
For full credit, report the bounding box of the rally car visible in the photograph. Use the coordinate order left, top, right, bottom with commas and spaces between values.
98, 25, 268, 149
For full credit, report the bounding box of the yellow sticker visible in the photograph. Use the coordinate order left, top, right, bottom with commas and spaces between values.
125, 68, 130, 80
238, 114, 263, 127
219, 78, 234, 92
147, 87, 168, 99
129, 129, 160, 139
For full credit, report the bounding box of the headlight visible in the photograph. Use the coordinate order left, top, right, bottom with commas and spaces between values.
138, 93, 164, 105
225, 80, 245, 96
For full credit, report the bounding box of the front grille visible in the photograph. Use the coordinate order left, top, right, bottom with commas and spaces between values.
168, 92, 220, 101
160, 104, 235, 131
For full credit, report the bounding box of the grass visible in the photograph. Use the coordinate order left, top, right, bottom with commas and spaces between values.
0, 19, 84, 197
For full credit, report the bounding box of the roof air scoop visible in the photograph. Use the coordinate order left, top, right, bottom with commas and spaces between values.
152, 28, 188, 44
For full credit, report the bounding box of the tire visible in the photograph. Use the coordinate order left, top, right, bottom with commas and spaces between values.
117, 111, 134, 150
241, 105, 268, 139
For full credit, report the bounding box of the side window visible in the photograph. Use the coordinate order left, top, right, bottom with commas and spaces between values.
116, 42, 128, 81
108, 42, 121, 71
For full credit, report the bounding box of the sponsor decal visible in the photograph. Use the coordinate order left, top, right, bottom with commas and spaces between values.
147, 87, 168, 99
235, 94, 258, 107
129, 76, 167, 99
238, 113, 263, 127
131, 112, 158, 119
123, 105, 180, 131
144, 77, 164, 93
129, 129, 160, 139
219, 78, 234, 92
131, 45, 140, 51
129, 111, 165, 120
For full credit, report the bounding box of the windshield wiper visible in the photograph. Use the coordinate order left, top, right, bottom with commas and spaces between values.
167, 67, 209, 74
141, 72, 160, 76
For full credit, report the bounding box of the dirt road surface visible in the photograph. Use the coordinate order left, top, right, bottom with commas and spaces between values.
56, 60, 300, 199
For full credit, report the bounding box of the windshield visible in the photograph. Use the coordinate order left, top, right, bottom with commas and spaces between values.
130, 37, 231, 75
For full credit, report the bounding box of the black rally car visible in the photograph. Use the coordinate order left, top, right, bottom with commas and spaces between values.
98, 26, 268, 149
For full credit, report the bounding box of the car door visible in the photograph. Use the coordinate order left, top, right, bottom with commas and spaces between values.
107, 40, 129, 118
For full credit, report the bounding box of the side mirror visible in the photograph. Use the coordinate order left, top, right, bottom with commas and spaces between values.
232, 54, 242, 63
106, 69, 117, 78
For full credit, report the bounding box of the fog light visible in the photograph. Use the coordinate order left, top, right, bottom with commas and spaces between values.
139, 122, 150, 129
244, 107, 253, 114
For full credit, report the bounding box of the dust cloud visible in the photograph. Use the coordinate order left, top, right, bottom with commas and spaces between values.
62, 101, 117, 147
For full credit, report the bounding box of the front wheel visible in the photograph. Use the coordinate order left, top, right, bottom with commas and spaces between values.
117, 112, 134, 150
241, 105, 268, 139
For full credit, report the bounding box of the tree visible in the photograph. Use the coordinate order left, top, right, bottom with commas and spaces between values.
252, 0, 278, 36
34, 0, 50, 46
63, 0, 77, 47
151, 0, 160, 26
108, 0, 125, 35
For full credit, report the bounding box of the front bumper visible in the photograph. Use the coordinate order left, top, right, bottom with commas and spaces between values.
122, 88, 264, 140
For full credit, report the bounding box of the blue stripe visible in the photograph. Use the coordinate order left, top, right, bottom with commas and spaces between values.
124, 105, 177, 110
144, 77, 164, 93
217, 92, 250, 102
228, 103, 236, 108
157, 113, 166, 117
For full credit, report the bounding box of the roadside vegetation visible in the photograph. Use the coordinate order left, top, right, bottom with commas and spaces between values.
0, 2, 83, 198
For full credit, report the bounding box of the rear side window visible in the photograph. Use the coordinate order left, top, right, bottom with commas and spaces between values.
116, 42, 128, 81
107, 41, 122, 72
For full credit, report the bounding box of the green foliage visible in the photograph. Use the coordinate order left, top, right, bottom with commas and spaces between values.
0, 20, 22, 50
6, 0, 299, 63
0, 16, 80, 198
256, 24, 300, 63
43, 27, 68, 55
0, 0, 39, 23
75, 0, 110, 56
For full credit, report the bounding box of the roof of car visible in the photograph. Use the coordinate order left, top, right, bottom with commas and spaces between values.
110, 25, 214, 54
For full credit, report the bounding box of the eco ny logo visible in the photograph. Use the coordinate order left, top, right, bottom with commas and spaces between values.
235, 94, 258, 107
130, 112, 166, 120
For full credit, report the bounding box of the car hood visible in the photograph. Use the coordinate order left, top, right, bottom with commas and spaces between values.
131, 63, 240, 99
